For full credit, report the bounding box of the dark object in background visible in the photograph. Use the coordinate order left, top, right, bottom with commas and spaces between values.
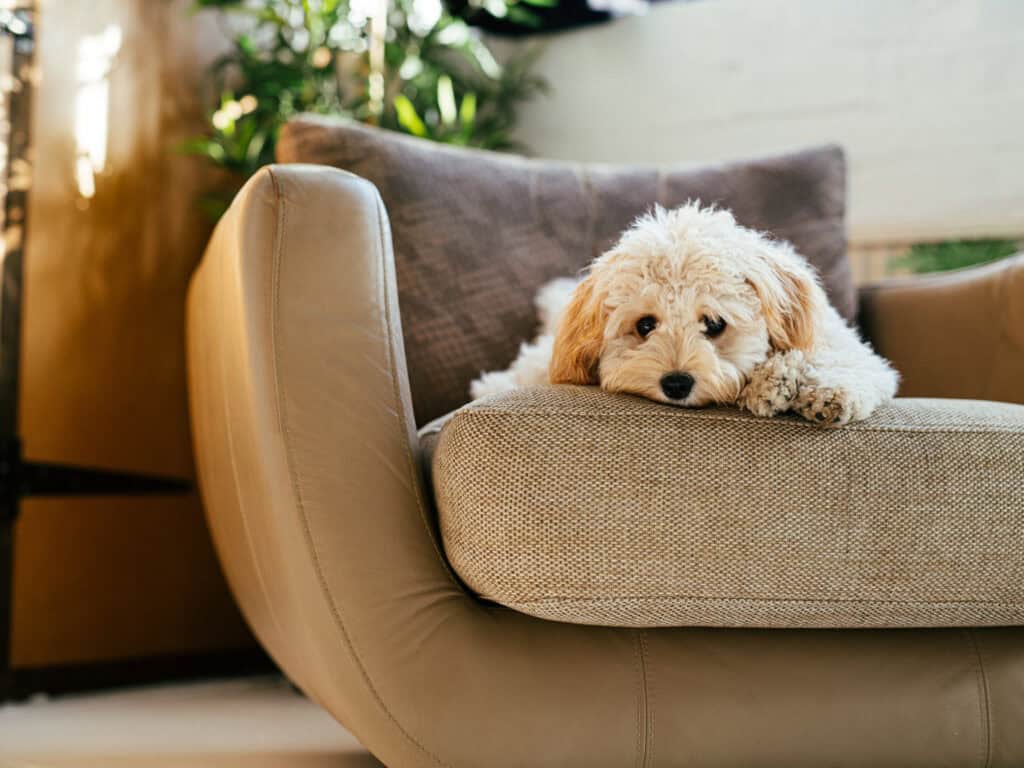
454, 0, 686, 36
451, 0, 611, 35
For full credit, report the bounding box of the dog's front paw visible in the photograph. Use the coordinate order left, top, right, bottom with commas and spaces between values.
737, 351, 803, 418
793, 385, 854, 426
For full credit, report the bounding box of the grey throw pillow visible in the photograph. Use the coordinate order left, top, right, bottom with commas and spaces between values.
278, 116, 854, 426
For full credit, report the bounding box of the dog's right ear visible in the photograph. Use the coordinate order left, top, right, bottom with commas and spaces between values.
549, 274, 605, 385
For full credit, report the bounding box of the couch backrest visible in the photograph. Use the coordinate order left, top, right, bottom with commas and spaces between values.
277, 117, 852, 426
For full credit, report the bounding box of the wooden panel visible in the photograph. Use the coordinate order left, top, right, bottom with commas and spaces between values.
11, 0, 254, 667
506, 0, 1024, 246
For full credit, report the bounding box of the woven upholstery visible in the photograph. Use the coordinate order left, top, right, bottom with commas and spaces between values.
278, 117, 853, 425
423, 386, 1024, 628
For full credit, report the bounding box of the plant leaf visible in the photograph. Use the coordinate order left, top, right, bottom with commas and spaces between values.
459, 91, 477, 128
393, 94, 428, 137
437, 75, 457, 126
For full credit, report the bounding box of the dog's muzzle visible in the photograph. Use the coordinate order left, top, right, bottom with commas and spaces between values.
660, 372, 694, 401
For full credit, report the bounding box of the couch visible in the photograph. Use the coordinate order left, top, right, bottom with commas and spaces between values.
186, 124, 1024, 766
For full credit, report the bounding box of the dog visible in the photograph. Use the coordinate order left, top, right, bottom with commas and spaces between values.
470, 203, 898, 425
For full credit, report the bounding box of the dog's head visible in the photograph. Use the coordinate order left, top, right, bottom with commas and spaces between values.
549, 203, 827, 406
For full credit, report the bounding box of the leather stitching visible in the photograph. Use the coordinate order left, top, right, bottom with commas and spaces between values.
987, 256, 1022, 402
631, 630, 654, 768
630, 630, 638, 768
964, 629, 992, 768
976, 634, 994, 768
239, 170, 289, 645
982, 264, 1003, 401
639, 630, 653, 768
267, 169, 287, 435
267, 168, 451, 768
211, 182, 289, 659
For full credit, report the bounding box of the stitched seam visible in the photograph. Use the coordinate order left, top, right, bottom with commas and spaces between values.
632, 630, 643, 768
267, 169, 286, 435
267, 169, 449, 768
977, 635, 995, 768
215, 193, 287, 652
987, 258, 1021, 402
983, 265, 1006, 401
639, 630, 653, 768
457, 409, 1024, 435
965, 629, 993, 768
511, 595, 1024, 607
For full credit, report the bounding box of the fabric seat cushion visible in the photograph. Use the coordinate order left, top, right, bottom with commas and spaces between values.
422, 386, 1024, 629
278, 117, 854, 425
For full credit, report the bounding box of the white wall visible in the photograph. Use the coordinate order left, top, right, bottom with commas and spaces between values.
509, 0, 1024, 251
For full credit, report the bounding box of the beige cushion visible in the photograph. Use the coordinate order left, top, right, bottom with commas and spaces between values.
423, 386, 1024, 628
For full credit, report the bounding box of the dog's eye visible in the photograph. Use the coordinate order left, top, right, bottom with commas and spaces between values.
635, 315, 658, 339
703, 315, 727, 338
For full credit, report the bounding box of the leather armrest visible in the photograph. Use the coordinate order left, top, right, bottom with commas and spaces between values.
189, 168, 1024, 766
186, 165, 645, 766
858, 254, 1024, 404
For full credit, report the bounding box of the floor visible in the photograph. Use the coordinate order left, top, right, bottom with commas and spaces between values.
0, 676, 382, 767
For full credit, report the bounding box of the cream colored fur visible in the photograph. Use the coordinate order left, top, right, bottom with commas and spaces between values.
471, 204, 898, 425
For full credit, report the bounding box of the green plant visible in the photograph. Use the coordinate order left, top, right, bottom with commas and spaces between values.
890, 238, 1020, 274
185, 0, 548, 216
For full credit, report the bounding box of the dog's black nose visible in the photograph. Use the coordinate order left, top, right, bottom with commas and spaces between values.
660, 372, 694, 400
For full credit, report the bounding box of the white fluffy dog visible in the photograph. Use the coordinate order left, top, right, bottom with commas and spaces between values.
471, 203, 898, 425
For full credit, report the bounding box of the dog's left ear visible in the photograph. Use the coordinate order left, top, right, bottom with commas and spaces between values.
746, 243, 826, 352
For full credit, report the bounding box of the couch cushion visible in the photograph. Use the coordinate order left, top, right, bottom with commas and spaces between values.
422, 386, 1024, 628
278, 117, 854, 425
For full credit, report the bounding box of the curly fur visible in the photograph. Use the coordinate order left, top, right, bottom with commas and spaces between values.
471, 203, 898, 425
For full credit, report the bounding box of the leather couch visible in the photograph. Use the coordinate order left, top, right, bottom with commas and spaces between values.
187, 163, 1024, 767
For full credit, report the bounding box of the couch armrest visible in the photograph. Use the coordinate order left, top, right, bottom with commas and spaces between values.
858, 254, 1024, 404
188, 167, 1024, 766
186, 165, 651, 767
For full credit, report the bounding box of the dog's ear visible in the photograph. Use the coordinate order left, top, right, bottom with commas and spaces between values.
549, 274, 605, 385
746, 244, 825, 352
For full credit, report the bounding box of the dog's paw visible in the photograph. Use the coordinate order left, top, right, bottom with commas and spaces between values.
737, 351, 803, 418
793, 385, 853, 426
